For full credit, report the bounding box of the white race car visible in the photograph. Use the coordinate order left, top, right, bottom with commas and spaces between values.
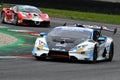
32, 24, 117, 62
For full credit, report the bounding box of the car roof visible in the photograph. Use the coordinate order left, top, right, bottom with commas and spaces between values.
53, 26, 94, 33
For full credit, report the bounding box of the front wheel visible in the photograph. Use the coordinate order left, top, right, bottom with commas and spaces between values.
13, 15, 18, 25
35, 56, 46, 60
1, 12, 5, 23
93, 45, 98, 63
108, 42, 114, 62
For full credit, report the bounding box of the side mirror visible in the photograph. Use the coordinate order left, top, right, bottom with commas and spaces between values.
97, 37, 106, 41
40, 32, 46, 37
63, 23, 67, 26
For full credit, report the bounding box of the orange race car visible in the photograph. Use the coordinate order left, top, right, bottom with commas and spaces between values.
1, 5, 50, 27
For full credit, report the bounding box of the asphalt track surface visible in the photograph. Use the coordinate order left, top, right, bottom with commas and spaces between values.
0, 17, 120, 80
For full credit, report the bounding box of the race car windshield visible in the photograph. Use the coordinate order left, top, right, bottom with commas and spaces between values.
47, 28, 91, 43
18, 6, 42, 13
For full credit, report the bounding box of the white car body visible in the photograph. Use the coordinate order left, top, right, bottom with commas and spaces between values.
32, 26, 114, 62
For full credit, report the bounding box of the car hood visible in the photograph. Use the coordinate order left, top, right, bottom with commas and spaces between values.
46, 36, 85, 51
21, 12, 50, 21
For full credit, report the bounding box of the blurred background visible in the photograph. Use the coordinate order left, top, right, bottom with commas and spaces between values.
95, 0, 120, 3
0, 0, 120, 15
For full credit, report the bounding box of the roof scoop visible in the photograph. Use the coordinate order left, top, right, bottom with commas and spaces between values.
34, 13, 38, 16
60, 40, 65, 44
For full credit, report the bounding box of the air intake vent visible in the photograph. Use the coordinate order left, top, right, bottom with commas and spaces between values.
48, 50, 69, 58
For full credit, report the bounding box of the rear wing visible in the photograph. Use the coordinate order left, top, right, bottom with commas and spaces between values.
74, 24, 118, 35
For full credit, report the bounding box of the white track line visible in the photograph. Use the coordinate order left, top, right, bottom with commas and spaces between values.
0, 56, 33, 59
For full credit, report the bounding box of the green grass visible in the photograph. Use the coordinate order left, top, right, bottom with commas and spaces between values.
41, 8, 120, 24
0, 28, 36, 56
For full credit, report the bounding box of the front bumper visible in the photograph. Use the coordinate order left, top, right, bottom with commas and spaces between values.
32, 49, 94, 61
19, 19, 50, 26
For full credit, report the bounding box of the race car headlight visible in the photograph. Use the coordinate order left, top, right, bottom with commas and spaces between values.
39, 40, 46, 46
77, 44, 88, 49
36, 40, 48, 50
76, 44, 88, 53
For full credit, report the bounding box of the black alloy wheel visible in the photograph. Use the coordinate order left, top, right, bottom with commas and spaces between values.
13, 15, 18, 25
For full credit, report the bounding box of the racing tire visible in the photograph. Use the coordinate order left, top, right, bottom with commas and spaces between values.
70, 56, 78, 62
1, 12, 5, 23
102, 48, 107, 57
35, 56, 46, 60
13, 15, 18, 25
108, 42, 114, 62
93, 45, 98, 63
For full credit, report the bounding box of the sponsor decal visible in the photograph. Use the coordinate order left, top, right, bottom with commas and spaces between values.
55, 43, 67, 47
52, 48, 66, 51
76, 48, 84, 53
37, 45, 43, 50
